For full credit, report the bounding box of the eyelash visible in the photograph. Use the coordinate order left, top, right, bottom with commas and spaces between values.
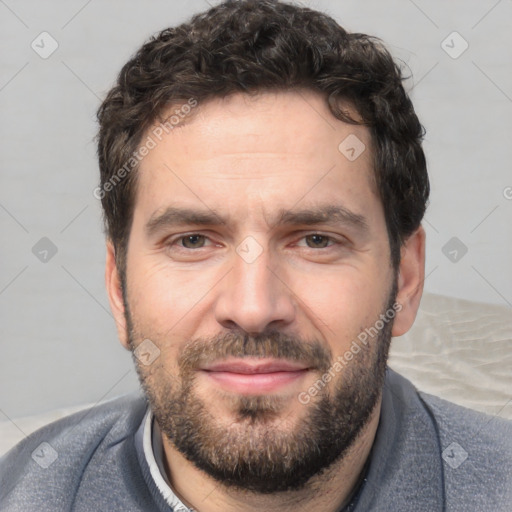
165, 232, 342, 251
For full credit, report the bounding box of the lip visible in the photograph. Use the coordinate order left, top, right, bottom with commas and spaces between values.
199, 358, 311, 394
201, 357, 309, 374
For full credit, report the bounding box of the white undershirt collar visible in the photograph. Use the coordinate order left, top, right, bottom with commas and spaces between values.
142, 407, 192, 511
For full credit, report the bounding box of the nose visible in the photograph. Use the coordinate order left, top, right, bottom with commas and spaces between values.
213, 244, 296, 335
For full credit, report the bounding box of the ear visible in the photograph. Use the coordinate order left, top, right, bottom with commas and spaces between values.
105, 240, 130, 350
392, 225, 426, 337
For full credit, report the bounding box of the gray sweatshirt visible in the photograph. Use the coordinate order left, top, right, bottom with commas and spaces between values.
1, 368, 511, 511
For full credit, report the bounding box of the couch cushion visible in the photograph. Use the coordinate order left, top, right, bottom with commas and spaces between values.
388, 292, 512, 419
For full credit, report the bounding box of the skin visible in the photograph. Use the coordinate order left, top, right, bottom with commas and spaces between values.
105, 89, 425, 512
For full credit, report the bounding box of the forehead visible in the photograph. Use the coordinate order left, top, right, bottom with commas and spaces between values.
133, 90, 379, 229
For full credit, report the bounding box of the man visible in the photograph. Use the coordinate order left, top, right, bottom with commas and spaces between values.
1, 0, 511, 510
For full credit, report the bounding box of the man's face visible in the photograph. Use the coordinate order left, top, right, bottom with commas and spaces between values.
113, 90, 401, 492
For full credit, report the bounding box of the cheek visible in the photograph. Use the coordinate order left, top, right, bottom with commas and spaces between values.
129, 259, 190, 313
126, 258, 222, 348
294, 266, 389, 352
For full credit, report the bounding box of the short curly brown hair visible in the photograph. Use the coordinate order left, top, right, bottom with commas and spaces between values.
96, 0, 429, 279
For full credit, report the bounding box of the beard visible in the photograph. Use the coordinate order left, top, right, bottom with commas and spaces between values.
123, 281, 397, 494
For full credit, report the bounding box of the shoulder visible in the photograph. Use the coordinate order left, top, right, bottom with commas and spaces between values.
419, 389, 512, 459
0, 391, 148, 511
419, 388, 512, 509
385, 369, 512, 509
386, 368, 512, 447
419, 388, 512, 439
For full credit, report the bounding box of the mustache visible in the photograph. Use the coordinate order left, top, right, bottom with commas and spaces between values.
178, 330, 332, 374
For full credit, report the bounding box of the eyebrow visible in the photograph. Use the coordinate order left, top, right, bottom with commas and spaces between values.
145, 204, 369, 238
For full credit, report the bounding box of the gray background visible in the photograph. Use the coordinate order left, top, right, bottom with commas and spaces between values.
1, 0, 511, 419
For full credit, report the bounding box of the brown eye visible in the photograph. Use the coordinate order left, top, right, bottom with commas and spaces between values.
305, 234, 332, 248
181, 234, 207, 248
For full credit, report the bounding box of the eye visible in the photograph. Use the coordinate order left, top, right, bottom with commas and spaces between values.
297, 234, 338, 249
303, 234, 333, 248
170, 234, 212, 249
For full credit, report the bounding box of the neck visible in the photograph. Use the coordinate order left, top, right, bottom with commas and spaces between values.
159, 395, 381, 512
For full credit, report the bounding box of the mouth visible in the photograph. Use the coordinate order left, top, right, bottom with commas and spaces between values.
198, 357, 311, 394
